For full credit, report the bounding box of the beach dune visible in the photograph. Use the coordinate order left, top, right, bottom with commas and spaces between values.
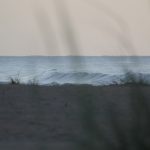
0, 84, 150, 150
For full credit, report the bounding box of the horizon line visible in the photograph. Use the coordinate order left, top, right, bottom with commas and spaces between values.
0, 55, 150, 57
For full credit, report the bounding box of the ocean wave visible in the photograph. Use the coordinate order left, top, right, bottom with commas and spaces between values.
6, 71, 149, 86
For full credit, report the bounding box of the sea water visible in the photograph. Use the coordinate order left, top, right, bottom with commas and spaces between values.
0, 56, 150, 85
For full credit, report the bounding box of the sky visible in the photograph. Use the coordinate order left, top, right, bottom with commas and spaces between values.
0, 0, 150, 56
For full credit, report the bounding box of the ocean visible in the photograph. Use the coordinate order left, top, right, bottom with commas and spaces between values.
0, 56, 150, 85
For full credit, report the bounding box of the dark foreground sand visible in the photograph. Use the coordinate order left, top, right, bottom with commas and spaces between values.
0, 84, 150, 150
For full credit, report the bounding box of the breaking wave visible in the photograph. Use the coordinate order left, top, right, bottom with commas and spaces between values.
1, 56, 150, 86
5, 71, 150, 86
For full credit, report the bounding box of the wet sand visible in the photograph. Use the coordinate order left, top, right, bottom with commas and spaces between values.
0, 84, 150, 150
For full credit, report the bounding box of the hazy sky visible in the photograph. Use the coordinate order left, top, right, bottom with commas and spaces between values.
0, 0, 150, 56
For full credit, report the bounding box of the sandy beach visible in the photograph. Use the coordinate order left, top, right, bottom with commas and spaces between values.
0, 84, 150, 150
